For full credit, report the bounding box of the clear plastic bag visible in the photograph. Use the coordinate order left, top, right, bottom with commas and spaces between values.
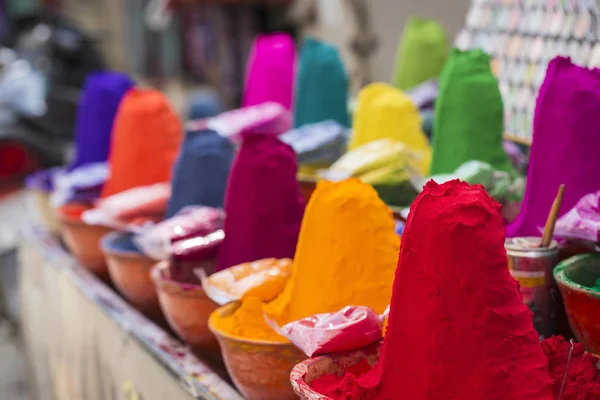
50, 162, 108, 207
267, 305, 387, 357
81, 183, 171, 231
554, 191, 600, 243
202, 258, 292, 305
134, 206, 225, 260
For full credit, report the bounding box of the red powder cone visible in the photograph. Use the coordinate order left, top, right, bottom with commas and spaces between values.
373, 180, 552, 399
101, 89, 183, 198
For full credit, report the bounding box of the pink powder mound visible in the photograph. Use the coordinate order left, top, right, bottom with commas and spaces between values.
216, 134, 305, 271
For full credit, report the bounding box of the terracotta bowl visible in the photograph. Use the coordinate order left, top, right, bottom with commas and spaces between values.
291, 343, 381, 399
298, 177, 317, 204
102, 231, 162, 320
151, 260, 221, 363
208, 302, 306, 400
555, 253, 600, 355
57, 204, 112, 280
31, 189, 60, 235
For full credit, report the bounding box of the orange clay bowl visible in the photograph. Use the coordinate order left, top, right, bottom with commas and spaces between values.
56, 203, 112, 280
291, 342, 381, 400
101, 231, 163, 320
208, 302, 307, 400
151, 260, 222, 362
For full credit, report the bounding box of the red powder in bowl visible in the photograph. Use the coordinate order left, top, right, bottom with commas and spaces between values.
311, 180, 554, 399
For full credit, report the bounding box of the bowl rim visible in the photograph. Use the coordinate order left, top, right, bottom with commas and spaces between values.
150, 260, 205, 293
56, 203, 93, 224
290, 354, 330, 400
554, 253, 600, 298
208, 302, 297, 347
100, 230, 148, 259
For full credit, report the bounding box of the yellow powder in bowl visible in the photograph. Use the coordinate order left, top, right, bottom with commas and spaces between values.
211, 178, 400, 342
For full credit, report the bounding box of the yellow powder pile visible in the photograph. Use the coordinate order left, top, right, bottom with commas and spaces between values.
349, 82, 432, 176
211, 178, 400, 342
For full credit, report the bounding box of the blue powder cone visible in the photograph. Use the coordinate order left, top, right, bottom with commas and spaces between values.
187, 89, 225, 121
294, 37, 350, 128
166, 129, 235, 217
69, 72, 134, 171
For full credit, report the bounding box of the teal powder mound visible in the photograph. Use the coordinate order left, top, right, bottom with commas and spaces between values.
430, 49, 514, 175
294, 37, 350, 128
217, 135, 306, 271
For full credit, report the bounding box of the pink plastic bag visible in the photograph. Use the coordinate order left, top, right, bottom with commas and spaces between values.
186, 102, 292, 144
267, 306, 387, 357
134, 206, 225, 260
242, 33, 295, 110
81, 183, 171, 231
554, 191, 600, 243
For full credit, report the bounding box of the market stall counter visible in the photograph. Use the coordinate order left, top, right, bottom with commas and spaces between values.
18, 226, 242, 400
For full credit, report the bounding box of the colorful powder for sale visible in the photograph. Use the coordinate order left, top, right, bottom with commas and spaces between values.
541, 336, 600, 400
211, 179, 400, 342
311, 180, 553, 400
69, 71, 134, 171
242, 33, 295, 110
216, 135, 305, 271
101, 89, 183, 198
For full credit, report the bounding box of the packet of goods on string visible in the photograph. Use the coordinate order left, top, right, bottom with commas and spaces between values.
554, 190, 600, 243
81, 183, 171, 232
50, 162, 108, 207
185, 102, 292, 144
201, 258, 292, 305
266, 305, 389, 357
134, 206, 225, 260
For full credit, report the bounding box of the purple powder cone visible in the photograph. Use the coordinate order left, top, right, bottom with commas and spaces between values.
507, 57, 600, 237
69, 72, 134, 171
217, 134, 306, 271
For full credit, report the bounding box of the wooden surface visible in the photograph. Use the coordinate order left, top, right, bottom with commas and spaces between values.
18, 230, 242, 400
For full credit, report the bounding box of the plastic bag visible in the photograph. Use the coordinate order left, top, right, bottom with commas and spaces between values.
186, 102, 292, 144
81, 183, 171, 231
554, 191, 600, 243
134, 206, 225, 260
50, 162, 108, 207
170, 229, 224, 262
267, 305, 387, 357
202, 258, 292, 305
279, 121, 349, 166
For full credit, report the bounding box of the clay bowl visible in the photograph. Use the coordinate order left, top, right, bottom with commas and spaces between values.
102, 231, 163, 320
555, 253, 600, 354
291, 342, 381, 400
208, 302, 306, 400
151, 260, 222, 363
297, 176, 318, 203
57, 203, 112, 280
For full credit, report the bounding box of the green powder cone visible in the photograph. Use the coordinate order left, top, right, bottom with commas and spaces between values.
430, 49, 515, 175
392, 17, 450, 91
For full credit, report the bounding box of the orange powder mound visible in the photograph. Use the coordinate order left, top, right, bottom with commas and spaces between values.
211, 297, 288, 342
212, 178, 400, 341
101, 89, 183, 198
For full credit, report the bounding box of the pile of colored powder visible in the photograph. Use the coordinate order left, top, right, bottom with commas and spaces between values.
391, 17, 449, 91
430, 49, 515, 175
541, 335, 600, 400
216, 135, 305, 271
311, 180, 553, 399
101, 89, 183, 198
242, 33, 295, 110
166, 129, 233, 217
211, 179, 400, 341
69, 71, 134, 171
349, 83, 432, 175
186, 89, 224, 121
507, 57, 600, 237
294, 37, 350, 128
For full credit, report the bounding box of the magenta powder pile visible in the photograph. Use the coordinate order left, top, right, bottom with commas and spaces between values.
216, 134, 305, 271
